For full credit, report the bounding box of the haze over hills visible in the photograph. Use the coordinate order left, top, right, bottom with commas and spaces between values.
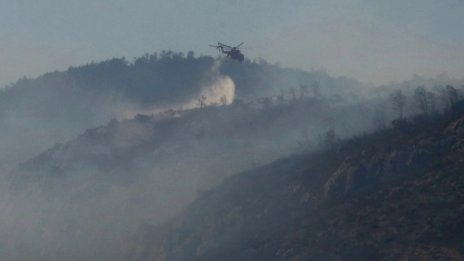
0, 52, 367, 260
1, 1, 464, 260
0, 52, 363, 173
0, 52, 464, 260
128, 106, 464, 261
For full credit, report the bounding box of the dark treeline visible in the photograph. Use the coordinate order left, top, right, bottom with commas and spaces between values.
66, 51, 212, 106
1, 51, 361, 108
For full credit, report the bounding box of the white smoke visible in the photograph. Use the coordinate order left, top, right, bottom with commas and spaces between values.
198, 75, 235, 106
185, 60, 236, 108
117, 61, 235, 120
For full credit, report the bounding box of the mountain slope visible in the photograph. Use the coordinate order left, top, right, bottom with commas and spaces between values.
5, 95, 381, 260
128, 111, 464, 261
3, 53, 463, 260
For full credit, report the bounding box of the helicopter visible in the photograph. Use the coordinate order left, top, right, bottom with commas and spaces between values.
209, 42, 245, 62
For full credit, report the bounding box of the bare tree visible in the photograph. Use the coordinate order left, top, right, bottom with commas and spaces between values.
277, 89, 286, 103
414, 86, 428, 116
197, 95, 207, 108
390, 89, 406, 119
443, 85, 459, 114
427, 91, 437, 115
219, 95, 228, 106
289, 87, 297, 102
299, 84, 310, 100
324, 129, 337, 150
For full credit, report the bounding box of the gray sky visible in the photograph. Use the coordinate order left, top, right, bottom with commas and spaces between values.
0, 0, 463, 86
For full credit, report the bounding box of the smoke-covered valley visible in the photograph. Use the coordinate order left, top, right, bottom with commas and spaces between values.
1, 52, 464, 260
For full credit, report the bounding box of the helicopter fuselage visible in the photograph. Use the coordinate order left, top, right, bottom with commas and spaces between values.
210, 42, 245, 62
222, 48, 244, 62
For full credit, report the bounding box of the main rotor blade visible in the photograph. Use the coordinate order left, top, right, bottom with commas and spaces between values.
235, 42, 244, 48
219, 43, 233, 49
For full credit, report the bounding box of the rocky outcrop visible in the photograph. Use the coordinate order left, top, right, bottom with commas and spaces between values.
324, 157, 368, 197
324, 149, 416, 197
445, 117, 464, 136
324, 116, 464, 198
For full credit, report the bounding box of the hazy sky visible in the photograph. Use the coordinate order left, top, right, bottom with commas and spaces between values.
0, 0, 463, 86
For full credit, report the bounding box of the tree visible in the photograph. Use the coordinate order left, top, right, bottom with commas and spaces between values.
390, 89, 406, 119
413, 86, 428, 116
312, 81, 321, 98
442, 85, 459, 114
219, 95, 228, 106
427, 91, 437, 115
289, 87, 297, 102
277, 89, 285, 103
324, 129, 338, 150
187, 51, 195, 59
197, 95, 207, 108
299, 84, 310, 100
